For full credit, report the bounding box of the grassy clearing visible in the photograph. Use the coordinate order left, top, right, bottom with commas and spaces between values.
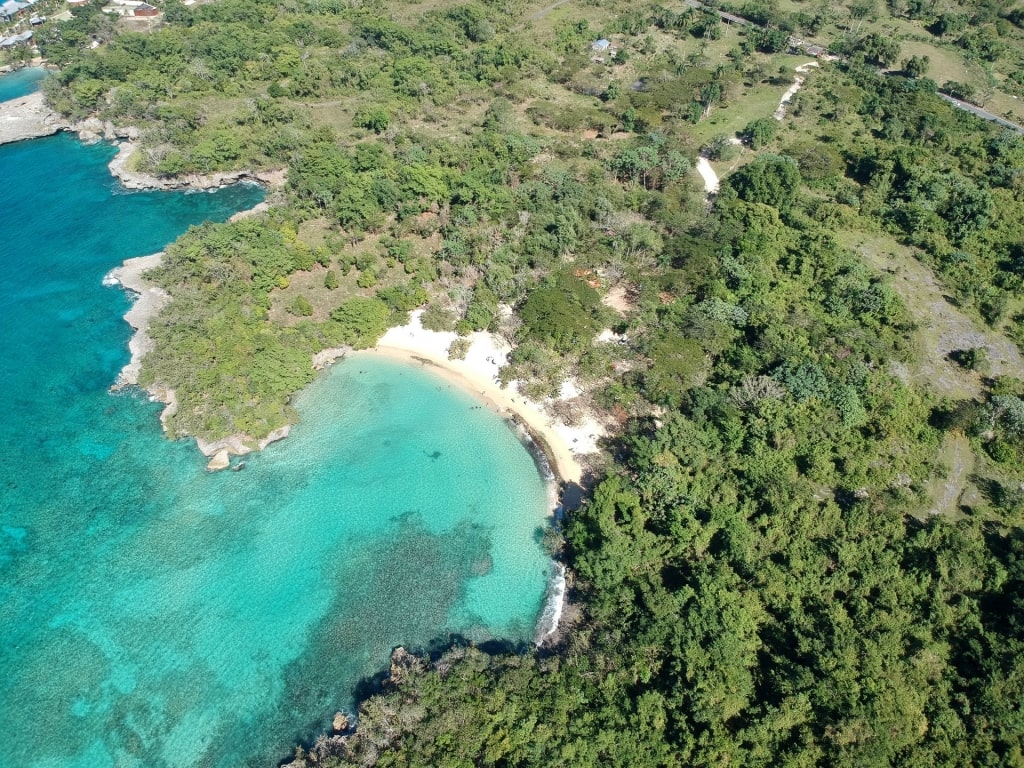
920, 432, 975, 521
837, 227, 1024, 400
692, 55, 809, 144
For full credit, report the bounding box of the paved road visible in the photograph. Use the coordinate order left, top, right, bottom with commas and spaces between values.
937, 92, 1024, 134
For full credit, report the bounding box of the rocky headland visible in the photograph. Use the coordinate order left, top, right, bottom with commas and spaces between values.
0, 91, 67, 144
107, 140, 287, 191
106, 251, 297, 471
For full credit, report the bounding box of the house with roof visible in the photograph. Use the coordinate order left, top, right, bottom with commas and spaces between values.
0, 29, 33, 48
0, 0, 28, 22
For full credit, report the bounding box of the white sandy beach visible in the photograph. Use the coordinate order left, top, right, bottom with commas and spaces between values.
360, 310, 605, 484
108, 250, 606, 479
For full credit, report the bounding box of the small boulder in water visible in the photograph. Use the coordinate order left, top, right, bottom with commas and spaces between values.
332, 711, 350, 732
206, 449, 230, 471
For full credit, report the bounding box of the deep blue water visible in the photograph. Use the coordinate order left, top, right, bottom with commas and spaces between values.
0, 66, 47, 102
0, 134, 551, 766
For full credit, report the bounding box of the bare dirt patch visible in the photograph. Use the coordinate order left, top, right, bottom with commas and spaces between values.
923, 433, 975, 520
601, 283, 634, 316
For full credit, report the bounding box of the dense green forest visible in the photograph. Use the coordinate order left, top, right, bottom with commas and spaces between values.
29, 0, 1024, 763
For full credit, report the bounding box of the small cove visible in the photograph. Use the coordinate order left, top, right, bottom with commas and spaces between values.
0, 134, 552, 766
0, 66, 47, 102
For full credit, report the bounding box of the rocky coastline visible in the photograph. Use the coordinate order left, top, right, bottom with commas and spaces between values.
105, 252, 169, 392
0, 91, 288, 192
106, 250, 299, 471
106, 140, 288, 191
0, 91, 67, 144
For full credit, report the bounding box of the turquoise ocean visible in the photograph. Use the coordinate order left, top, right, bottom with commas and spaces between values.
0, 66, 47, 102
0, 134, 552, 766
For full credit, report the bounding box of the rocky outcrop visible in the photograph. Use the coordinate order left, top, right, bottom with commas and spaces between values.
332, 712, 351, 733
281, 648, 428, 767
195, 434, 257, 458
386, 646, 426, 688
228, 201, 271, 222
206, 449, 231, 472
106, 253, 168, 389
257, 425, 291, 450
312, 346, 351, 370
72, 116, 139, 144
107, 141, 287, 191
0, 91, 68, 145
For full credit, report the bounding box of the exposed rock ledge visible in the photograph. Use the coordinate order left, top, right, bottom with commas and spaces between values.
313, 346, 351, 370
107, 141, 288, 191
106, 253, 168, 390
0, 94, 288, 189
195, 425, 292, 459
0, 92, 68, 145
0, 94, 141, 146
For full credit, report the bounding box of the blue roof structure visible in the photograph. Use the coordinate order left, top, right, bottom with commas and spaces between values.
0, 0, 28, 17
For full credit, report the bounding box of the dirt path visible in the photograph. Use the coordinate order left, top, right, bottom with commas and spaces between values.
696, 156, 719, 194
774, 62, 818, 120
525, 0, 572, 22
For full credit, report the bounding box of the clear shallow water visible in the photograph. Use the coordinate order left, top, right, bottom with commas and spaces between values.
0, 134, 551, 766
0, 66, 47, 102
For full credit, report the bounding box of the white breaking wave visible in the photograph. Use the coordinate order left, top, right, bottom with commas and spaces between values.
534, 562, 567, 645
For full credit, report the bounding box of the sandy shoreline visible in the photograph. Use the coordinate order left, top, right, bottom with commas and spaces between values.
106, 269, 606, 480
359, 310, 605, 485
105, 262, 603, 481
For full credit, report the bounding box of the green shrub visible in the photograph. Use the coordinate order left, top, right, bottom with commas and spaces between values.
421, 304, 457, 332
448, 337, 471, 360
288, 295, 314, 316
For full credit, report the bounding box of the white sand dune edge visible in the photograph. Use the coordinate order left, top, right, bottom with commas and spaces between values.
358, 310, 605, 485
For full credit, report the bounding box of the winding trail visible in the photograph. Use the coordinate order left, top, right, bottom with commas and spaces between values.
525, 0, 572, 22
774, 62, 818, 121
